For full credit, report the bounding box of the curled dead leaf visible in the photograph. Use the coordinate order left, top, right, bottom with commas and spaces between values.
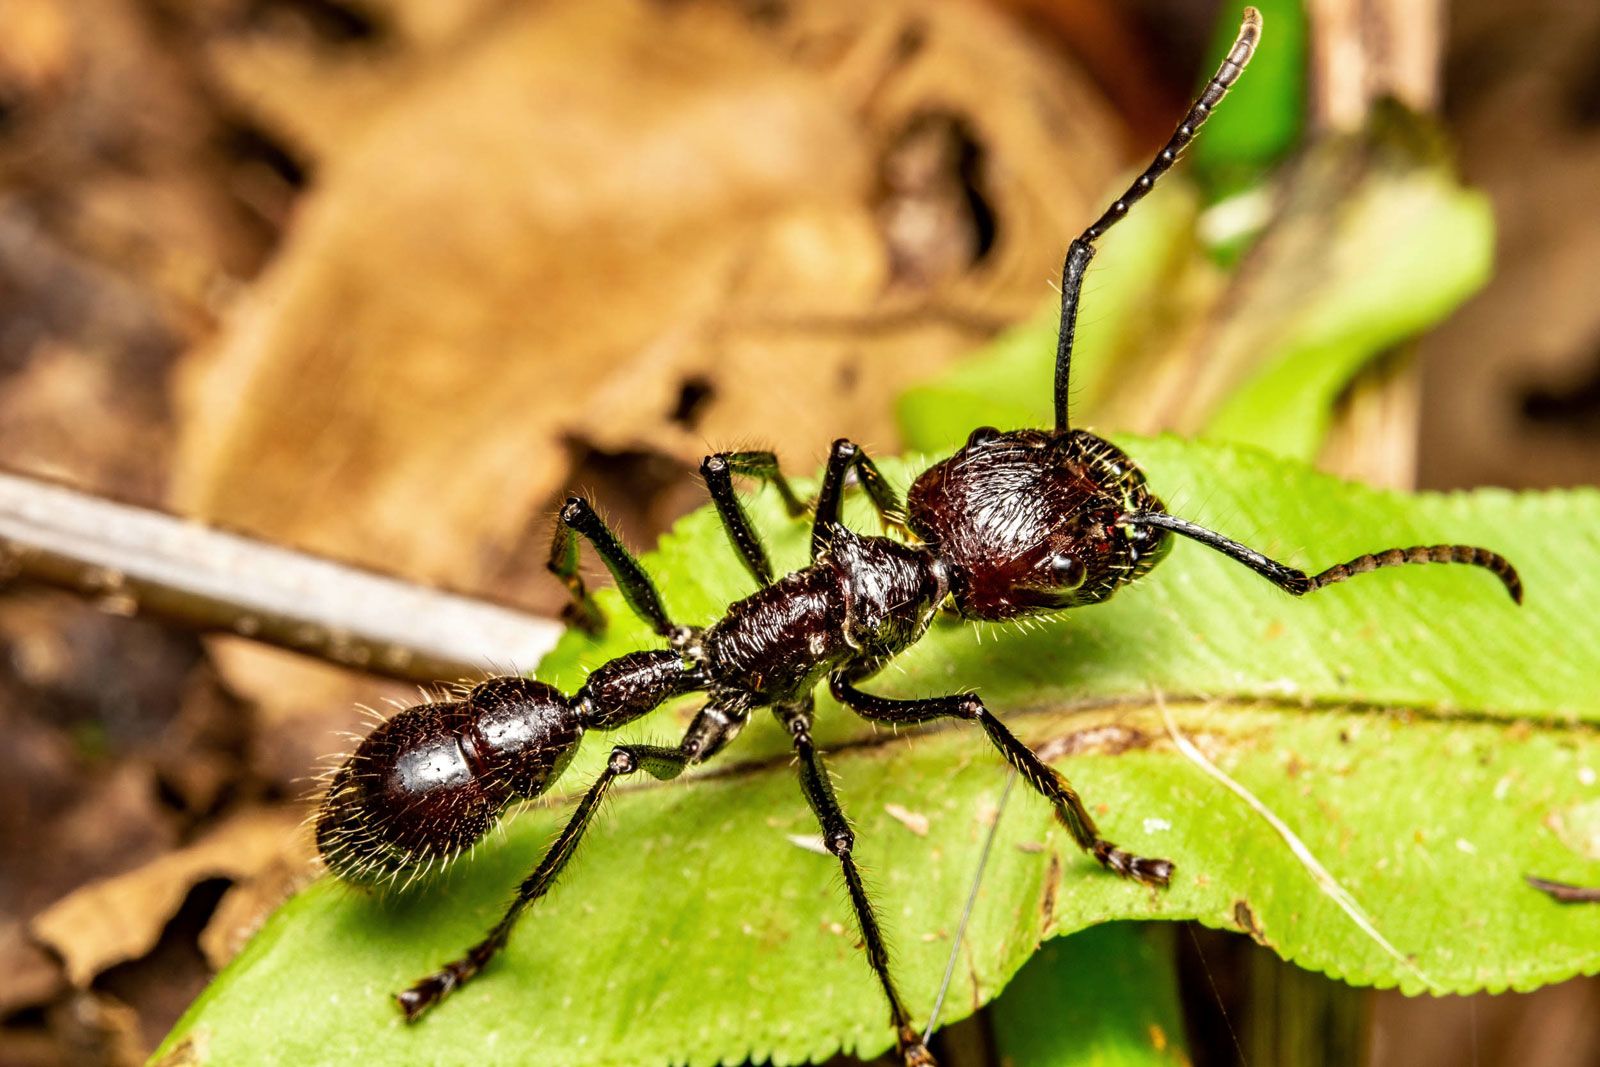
173, 0, 1121, 602
0, 920, 66, 1015
29, 808, 311, 987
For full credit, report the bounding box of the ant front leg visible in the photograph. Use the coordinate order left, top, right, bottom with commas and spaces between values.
812, 439, 909, 560
398, 697, 749, 1021
701, 451, 806, 586
776, 700, 935, 1067
547, 496, 681, 638
830, 675, 1172, 887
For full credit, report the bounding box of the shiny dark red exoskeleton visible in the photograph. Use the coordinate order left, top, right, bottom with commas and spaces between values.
315, 11, 1521, 1064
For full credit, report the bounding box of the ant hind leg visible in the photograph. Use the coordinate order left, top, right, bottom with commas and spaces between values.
398, 698, 748, 1021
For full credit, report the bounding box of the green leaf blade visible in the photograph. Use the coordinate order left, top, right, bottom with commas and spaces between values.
1203, 174, 1494, 459
158, 439, 1600, 1066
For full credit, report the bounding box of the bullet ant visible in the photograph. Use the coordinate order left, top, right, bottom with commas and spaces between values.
316, 9, 1520, 1064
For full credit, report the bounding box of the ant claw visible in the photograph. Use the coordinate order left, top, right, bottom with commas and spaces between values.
395, 970, 458, 1023
1133, 856, 1175, 888
1092, 841, 1174, 888
897, 1026, 937, 1067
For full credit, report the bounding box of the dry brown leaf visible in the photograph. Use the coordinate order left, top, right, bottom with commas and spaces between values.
637, 0, 1123, 461
0, 338, 173, 501
29, 808, 309, 987
44, 763, 180, 904
173, 0, 1122, 596
46, 991, 145, 1067
371, 0, 505, 49
174, 0, 871, 587
0, 0, 72, 102
198, 845, 317, 972
0, 920, 65, 1015
198, 30, 406, 165
0, 0, 269, 294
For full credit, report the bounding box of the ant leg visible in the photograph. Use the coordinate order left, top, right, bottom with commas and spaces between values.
775, 700, 935, 1067
812, 439, 909, 560
398, 698, 749, 1021
547, 496, 679, 638
1054, 7, 1260, 431
701, 451, 806, 586
830, 675, 1172, 887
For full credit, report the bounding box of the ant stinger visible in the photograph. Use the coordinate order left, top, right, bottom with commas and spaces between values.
315, 10, 1520, 1064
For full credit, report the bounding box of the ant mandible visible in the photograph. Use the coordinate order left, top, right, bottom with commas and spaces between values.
316, 9, 1521, 1065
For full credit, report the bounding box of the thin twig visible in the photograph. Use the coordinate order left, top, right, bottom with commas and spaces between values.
0, 468, 564, 682
923, 767, 1017, 1045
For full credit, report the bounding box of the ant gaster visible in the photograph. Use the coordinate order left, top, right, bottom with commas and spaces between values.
316, 10, 1521, 1065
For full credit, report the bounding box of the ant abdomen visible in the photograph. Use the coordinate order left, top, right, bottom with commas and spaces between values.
317, 678, 583, 887
466, 678, 586, 795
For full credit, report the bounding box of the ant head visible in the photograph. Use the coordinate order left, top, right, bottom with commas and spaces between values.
907, 427, 1171, 620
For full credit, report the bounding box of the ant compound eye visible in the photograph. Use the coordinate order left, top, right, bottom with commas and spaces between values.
966, 426, 1003, 448
1050, 554, 1086, 590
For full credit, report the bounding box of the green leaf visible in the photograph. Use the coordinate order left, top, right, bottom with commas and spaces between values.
158, 440, 1600, 1067
1201, 109, 1493, 460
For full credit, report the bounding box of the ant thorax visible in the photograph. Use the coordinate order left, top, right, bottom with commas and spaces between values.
907, 428, 1172, 619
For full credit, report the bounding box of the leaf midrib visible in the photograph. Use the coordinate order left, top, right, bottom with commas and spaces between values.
515, 690, 1600, 810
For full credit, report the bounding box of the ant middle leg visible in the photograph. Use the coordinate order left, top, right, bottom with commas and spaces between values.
776, 699, 935, 1067
830, 675, 1173, 887
700, 451, 806, 586
398, 697, 749, 1021
547, 496, 680, 638
812, 439, 909, 560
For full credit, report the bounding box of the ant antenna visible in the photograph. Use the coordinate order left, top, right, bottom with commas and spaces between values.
923, 768, 1017, 1047
1054, 7, 1263, 432
1119, 511, 1524, 603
